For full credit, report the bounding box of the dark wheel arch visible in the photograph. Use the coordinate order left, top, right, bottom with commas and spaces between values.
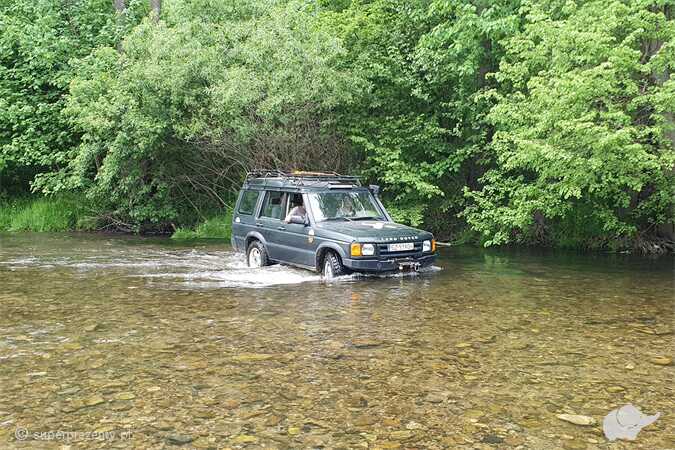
316, 243, 347, 272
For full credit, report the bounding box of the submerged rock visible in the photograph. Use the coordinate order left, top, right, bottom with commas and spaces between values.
556, 414, 596, 426
231, 434, 257, 444
352, 338, 383, 349
481, 434, 504, 444
83, 395, 105, 407
607, 386, 625, 394
390, 430, 413, 440
83, 323, 100, 332
165, 434, 194, 445
649, 356, 672, 366
114, 392, 136, 401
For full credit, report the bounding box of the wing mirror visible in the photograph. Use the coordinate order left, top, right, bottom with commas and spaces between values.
369, 184, 380, 195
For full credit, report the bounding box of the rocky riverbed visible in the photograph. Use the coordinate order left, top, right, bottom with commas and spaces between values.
0, 234, 672, 449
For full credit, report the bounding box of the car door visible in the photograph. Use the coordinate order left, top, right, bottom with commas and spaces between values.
232, 189, 262, 252
256, 190, 288, 261
277, 192, 316, 267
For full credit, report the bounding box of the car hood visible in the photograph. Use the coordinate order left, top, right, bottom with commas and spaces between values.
315, 220, 432, 242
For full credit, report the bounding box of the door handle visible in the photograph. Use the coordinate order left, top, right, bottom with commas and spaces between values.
255, 222, 263, 227
277, 226, 286, 231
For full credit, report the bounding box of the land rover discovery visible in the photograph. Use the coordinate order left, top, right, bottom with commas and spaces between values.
231, 171, 436, 278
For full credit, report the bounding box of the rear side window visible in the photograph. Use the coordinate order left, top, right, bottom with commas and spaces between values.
238, 190, 259, 215
260, 191, 286, 220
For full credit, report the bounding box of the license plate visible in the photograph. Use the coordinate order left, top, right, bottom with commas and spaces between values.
388, 242, 414, 252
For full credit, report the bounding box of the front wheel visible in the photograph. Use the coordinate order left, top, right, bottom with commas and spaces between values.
247, 241, 269, 268
322, 251, 346, 279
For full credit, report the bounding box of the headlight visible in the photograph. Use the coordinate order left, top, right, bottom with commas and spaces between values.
423, 240, 431, 252
351, 243, 375, 257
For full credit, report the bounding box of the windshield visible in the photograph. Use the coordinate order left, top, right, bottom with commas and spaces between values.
308, 191, 385, 222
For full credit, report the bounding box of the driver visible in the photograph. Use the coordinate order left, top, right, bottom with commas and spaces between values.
338, 196, 355, 217
284, 195, 307, 223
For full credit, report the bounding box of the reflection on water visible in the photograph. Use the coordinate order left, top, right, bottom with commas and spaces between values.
0, 233, 673, 449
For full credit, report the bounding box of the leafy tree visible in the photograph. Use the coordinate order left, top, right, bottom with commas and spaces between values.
0, 0, 145, 195
64, 0, 361, 231
465, 0, 675, 249
320, 0, 519, 233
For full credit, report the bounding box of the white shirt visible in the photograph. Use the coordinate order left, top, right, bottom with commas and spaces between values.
284, 206, 306, 223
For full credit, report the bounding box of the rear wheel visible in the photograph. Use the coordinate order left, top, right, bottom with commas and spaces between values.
322, 251, 346, 279
247, 241, 269, 268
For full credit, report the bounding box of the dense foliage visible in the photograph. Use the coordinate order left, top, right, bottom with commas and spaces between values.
0, 0, 146, 195
63, 0, 360, 231
1, 0, 673, 251
465, 0, 675, 250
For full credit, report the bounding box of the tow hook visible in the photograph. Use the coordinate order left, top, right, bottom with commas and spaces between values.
398, 262, 421, 271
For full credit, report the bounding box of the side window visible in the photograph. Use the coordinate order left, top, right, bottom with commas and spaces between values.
286, 193, 304, 217
238, 190, 259, 215
260, 191, 286, 220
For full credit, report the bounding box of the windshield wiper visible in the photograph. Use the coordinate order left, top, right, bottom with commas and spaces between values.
352, 216, 381, 221
324, 217, 352, 222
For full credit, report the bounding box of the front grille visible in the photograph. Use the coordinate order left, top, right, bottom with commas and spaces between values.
377, 241, 423, 258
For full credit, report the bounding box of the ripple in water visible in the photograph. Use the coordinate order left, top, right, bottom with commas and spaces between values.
1, 248, 441, 289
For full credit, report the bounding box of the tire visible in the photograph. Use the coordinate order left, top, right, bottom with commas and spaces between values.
322, 251, 346, 279
247, 240, 269, 268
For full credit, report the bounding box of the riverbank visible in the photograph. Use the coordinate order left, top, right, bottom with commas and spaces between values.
171, 214, 233, 240
1, 195, 672, 255
0, 194, 92, 233
0, 195, 233, 240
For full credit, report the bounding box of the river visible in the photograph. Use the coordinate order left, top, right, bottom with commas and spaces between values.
0, 233, 672, 449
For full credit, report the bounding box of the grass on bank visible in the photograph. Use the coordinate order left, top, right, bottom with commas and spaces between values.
171, 211, 232, 240
0, 194, 91, 232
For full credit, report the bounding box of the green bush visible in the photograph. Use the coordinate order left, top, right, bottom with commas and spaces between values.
171, 212, 232, 240
0, 194, 92, 232
61, 0, 360, 233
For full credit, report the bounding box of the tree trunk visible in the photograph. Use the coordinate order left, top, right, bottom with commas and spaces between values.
113, 0, 126, 51
150, 0, 161, 22
113, 0, 125, 13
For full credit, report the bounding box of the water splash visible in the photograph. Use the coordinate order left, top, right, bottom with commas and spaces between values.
1, 247, 440, 289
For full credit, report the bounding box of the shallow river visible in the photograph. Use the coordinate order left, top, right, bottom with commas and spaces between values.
0, 233, 673, 449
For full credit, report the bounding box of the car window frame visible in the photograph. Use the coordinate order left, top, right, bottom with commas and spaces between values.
284, 191, 306, 220
258, 190, 287, 221
237, 189, 261, 216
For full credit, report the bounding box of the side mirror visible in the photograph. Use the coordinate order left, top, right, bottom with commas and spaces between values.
369, 184, 380, 195
289, 215, 307, 225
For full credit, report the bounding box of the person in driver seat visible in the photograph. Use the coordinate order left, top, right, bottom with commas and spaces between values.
338, 196, 356, 217
284, 195, 307, 223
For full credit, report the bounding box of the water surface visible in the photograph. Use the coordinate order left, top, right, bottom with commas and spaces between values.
0, 233, 673, 449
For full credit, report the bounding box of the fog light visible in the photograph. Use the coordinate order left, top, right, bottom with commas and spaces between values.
350, 243, 362, 257
423, 240, 431, 252
362, 244, 375, 256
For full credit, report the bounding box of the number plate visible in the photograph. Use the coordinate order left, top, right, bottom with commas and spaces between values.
388, 242, 414, 252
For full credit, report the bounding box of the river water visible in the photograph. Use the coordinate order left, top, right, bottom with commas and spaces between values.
0, 233, 672, 449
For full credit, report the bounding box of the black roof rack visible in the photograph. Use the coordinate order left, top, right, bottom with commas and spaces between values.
245, 170, 361, 187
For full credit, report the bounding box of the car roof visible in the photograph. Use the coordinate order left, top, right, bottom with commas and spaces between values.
242, 170, 368, 192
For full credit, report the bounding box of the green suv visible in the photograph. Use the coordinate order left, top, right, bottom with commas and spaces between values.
231, 171, 436, 278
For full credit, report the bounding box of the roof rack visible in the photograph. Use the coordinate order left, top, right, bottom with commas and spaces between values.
245, 170, 361, 186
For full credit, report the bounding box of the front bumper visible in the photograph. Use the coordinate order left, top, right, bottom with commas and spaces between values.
343, 253, 436, 273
